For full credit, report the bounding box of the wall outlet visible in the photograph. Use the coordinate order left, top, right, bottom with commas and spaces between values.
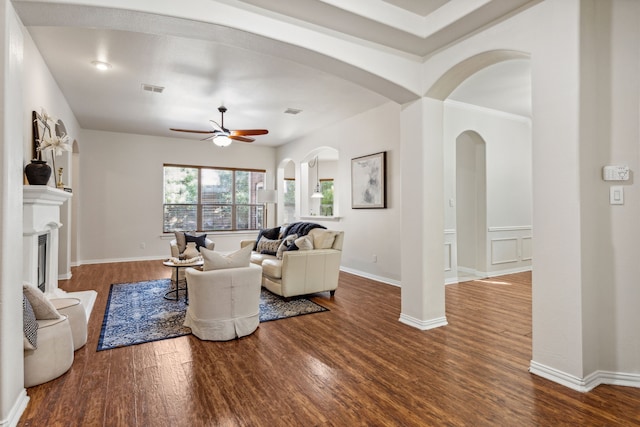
139, 242, 146, 249
372, 254, 377, 263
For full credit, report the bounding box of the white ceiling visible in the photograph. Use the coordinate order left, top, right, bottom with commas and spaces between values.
15, 0, 533, 148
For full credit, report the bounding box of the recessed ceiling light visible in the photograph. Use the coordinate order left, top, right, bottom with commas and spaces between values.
91, 60, 112, 71
284, 108, 302, 115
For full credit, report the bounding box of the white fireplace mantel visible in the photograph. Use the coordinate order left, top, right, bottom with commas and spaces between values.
23, 185, 96, 319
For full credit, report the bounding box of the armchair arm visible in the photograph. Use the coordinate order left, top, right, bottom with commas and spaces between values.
169, 240, 181, 257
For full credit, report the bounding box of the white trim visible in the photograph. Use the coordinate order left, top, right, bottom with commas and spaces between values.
488, 225, 532, 232
1, 389, 29, 427
529, 361, 640, 392
490, 237, 519, 265
58, 272, 72, 280
444, 229, 456, 235
444, 99, 532, 122
399, 313, 448, 330
339, 266, 400, 287
74, 255, 166, 266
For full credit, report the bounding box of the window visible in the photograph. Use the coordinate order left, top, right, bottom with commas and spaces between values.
163, 165, 266, 232
283, 178, 296, 224
320, 179, 334, 216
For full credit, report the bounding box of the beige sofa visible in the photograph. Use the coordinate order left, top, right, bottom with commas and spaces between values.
242, 228, 344, 298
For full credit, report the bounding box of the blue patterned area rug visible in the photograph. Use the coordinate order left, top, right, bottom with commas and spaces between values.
97, 279, 328, 351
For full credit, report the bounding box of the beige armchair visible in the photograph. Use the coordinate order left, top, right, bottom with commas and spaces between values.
169, 237, 214, 282
243, 228, 344, 298
184, 263, 262, 341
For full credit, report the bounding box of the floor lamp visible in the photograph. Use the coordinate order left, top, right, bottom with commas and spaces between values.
257, 189, 277, 228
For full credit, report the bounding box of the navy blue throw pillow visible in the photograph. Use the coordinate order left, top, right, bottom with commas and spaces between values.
185, 233, 207, 251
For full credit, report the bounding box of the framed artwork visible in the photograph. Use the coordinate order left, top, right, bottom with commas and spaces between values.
351, 151, 387, 209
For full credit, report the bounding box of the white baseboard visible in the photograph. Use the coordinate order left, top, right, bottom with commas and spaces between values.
339, 266, 400, 287
529, 361, 640, 392
399, 313, 448, 331
73, 255, 166, 266
1, 388, 29, 427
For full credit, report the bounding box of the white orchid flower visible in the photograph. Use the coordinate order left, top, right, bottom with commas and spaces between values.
39, 133, 71, 156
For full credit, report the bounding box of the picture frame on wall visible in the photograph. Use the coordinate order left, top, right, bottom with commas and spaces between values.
351, 151, 387, 209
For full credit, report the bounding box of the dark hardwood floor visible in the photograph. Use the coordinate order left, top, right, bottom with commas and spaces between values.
19, 262, 640, 426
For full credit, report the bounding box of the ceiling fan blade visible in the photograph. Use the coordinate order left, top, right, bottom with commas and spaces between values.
229, 135, 254, 143
170, 128, 215, 134
231, 129, 269, 136
210, 120, 224, 132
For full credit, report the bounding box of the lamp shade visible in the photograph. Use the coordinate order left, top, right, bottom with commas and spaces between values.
257, 189, 277, 204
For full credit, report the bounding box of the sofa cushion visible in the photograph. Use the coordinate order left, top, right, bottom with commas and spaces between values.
308, 229, 339, 249
257, 237, 282, 256
276, 234, 298, 259
201, 244, 252, 271
250, 252, 277, 265
294, 235, 314, 251
174, 231, 187, 253
23, 283, 61, 320
253, 226, 281, 250
23, 294, 38, 350
261, 259, 283, 279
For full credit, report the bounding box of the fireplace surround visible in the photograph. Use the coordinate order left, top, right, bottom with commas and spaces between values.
23, 185, 96, 318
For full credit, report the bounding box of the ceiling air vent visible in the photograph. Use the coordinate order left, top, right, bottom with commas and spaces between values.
284, 108, 302, 115
141, 84, 165, 94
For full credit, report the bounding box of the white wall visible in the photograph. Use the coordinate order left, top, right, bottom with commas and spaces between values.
76, 130, 277, 263
277, 102, 402, 285
0, 3, 29, 425
443, 101, 532, 280
420, 0, 640, 390
22, 23, 81, 279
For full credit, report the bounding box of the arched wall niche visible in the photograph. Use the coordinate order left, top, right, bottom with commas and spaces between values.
277, 158, 297, 225
301, 147, 339, 218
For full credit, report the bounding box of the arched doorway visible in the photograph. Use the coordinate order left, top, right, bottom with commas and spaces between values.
455, 131, 487, 281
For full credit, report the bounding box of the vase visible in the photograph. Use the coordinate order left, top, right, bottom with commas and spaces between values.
24, 159, 52, 185
182, 242, 199, 259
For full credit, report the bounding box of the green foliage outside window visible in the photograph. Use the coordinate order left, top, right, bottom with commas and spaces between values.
163, 165, 265, 232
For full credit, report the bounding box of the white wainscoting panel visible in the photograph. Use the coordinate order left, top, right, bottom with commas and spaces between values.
491, 237, 519, 265
522, 236, 532, 261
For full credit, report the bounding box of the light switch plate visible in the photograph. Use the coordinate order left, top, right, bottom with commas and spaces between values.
610, 186, 624, 205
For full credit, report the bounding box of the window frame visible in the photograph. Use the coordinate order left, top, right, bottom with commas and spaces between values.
163, 163, 266, 233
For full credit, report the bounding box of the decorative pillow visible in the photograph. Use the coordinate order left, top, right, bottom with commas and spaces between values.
308, 229, 338, 249
22, 283, 60, 320
174, 231, 187, 253
276, 234, 298, 259
185, 233, 207, 251
201, 244, 252, 271
253, 227, 281, 250
294, 235, 314, 251
256, 237, 282, 256
23, 294, 38, 350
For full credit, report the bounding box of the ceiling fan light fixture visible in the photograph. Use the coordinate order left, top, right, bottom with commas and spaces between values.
213, 135, 232, 147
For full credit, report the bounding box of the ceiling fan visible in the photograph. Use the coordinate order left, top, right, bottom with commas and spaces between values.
170, 106, 268, 147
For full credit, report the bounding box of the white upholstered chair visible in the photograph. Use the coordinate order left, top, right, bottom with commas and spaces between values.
184, 262, 262, 341
23, 283, 74, 388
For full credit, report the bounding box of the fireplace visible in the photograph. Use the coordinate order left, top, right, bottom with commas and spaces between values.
23, 185, 96, 317
37, 233, 47, 292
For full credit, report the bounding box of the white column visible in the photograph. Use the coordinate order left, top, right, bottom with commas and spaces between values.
399, 98, 447, 330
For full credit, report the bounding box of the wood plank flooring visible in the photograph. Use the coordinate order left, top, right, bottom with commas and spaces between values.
18, 262, 640, 426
